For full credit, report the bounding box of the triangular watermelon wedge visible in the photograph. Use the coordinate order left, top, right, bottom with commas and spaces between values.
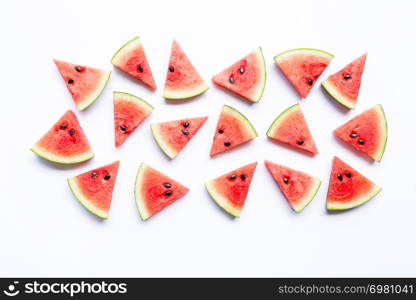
205, 162, 257, 217
266, 104, 318, 154
322, 53, 367, 109
134, 163, 189, 220
334, 104, 388, 162
327, 157, 381, 210
68, 161, 120, 219
163, 40, 209, 99
113, 91, 154, 147
111, 36, 157, 90
31, 110, 94, 164
210, 105, 258, 156
212, 48, 266, 103
151, 116, 208, 159
274, 48, 333, 98
54, 59, 111, 111
265, 160, 321, 213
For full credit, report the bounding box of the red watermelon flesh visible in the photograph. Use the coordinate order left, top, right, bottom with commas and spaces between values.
265, 160, 321, 213
205, 162, 257, 217
274, 49, 333, 98
111, 37, 157, 90
212, 48, 266, 103
322, 53, 367, 109
113, 91, 154, 147
151, 116, 208, 159
54, 59, 110, 111
334, 104, 387, 162
327, 157, 381, 210
135, 164, 189, 220
163, 40, 209, 99
210, 105, 258, 156
266, 104, 318, 154
68, 161, 120, 219
31, 110, 94, 164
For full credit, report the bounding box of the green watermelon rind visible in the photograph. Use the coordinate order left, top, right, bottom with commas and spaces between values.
134, 163, 152, 220
67, 177, 109, 219
111, 36, 141, 66
326, 185, 382, 210
321, 79, 356, 109
266, 104, 299, 137
163, 82, 209, 100
77, 70, 111, 112
113, 91, 154, 111
292, 178, 322, 213
205, 181, 242, 217
150, 124, 177, 159
372, 104, 388, 162
273, 48, 334, 63
30, 146, 94, 165
223, 104, 258, 137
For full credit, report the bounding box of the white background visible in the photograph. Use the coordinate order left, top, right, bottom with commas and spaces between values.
1, 0, 415, 277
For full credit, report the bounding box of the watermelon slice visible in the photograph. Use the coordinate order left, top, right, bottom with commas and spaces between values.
54, 59, 111, 111
212, 48, 266, 103
205, 162, 257, 217
113, 91, 154, 147
274, 48, 333, 98
163, 40, 209, 99
266, 104, 318, 154
322, 53, 367, 109
151, 116, 208, 159
265, 160, 321, 213
111, 36, 157, 90
68, 161, 120, 219
327, 157, 381, 210
210, 105, 258, 156
31, 110, 94, 164
334, 104, 387, 162
134, 163, 189, 220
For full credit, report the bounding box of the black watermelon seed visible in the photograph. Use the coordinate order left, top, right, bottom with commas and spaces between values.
182, 129, 189, 136
239, 67, 245, 74
345, 172, 352, 178
183, 122, 190, 128
120, 125, 127, 132
165, 190, 172, 196
60, 123, 67, 130
358, 138, 365, 145
343, 74, 351, 79
91, 172, 97, 178
169, 66, 175, 72
137, 65, 144, 72
229, 76, 234, 84
229, 174, 237, 180
307, 79, 313, 86
67, 79, 74, 84
350, 133, 358, 138
224, 142, 231, 147
218, 129, 224, 134
240, 174, 246, 181
283, 177, 289, 184
75, 66, 83, 72
69, 129, 75, 136
164, 183, 172, 188
337, 173, 343, 181
297, 140, 304, 145
104, 174, 111, 180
